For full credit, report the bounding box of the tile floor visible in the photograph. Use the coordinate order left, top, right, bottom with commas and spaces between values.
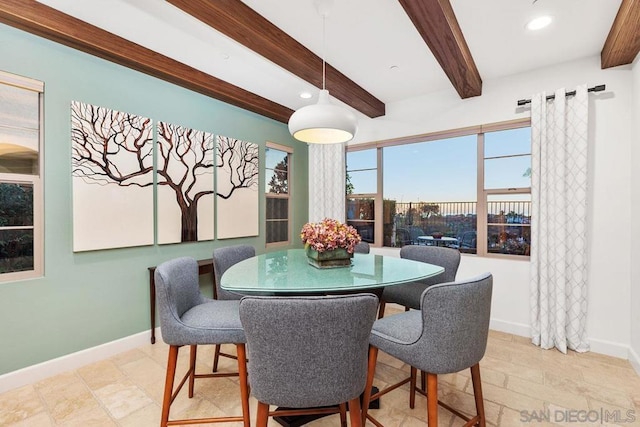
1, 305, 639, 427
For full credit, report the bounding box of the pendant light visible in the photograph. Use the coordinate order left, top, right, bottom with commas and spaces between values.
288, 2, 357, 144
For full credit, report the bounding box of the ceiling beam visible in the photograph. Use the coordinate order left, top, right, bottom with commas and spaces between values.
398, 0, 482, 98
166, 0, 386, 118
601, 0, 640, 69
0, 0, 294, 123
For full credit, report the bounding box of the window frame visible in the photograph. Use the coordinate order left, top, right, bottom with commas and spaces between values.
265, 141, 292, 248
345, 118, 531, 259
0, 71, 44, 282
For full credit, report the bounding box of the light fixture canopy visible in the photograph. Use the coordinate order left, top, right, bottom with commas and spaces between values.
288, 1, 357, 144
288, 90, 357, 144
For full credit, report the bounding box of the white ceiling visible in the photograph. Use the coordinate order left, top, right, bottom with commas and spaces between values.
36, 0, 622, 119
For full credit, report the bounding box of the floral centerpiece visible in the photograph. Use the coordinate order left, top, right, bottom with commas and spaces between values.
300, 218, 361, 268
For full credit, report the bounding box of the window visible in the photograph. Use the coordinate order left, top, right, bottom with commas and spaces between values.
346, 119, 531, 258
265, 142, 292, 245
346, 149, 377, 244
0, 71, 43, 281
481, 127, 531, 256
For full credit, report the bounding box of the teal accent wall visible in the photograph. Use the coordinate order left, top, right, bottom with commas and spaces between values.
0, 24, 309, 375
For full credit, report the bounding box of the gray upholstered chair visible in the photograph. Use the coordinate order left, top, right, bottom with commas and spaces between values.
154, 257, 250, 427
239, 294, 379, 427
362, 273, 493, 427
378, 245, 460, 318
354, 241, 371, 254
211, 244, 255, 372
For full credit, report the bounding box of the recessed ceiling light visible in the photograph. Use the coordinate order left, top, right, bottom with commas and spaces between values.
526, 15, 552, 31
299, 92, 312, 99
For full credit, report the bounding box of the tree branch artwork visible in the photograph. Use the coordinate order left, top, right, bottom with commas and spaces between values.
71, 101, 154, 251
216, 135, 259, 239
157, 122, 214, 243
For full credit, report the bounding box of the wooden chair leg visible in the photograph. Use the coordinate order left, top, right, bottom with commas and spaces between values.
348, 397, 362, 427
188, 345, 197, 398
237, 344, 251, 427
421, 370, 426, 392
471, 364, 486, 427
426, 373, 438, 427
212, 344, 221, 372
339, 403, 347, 427
361, 346, 378, 425
256, 401, 270, 427
161, 345, 179, 427
377, 300, 386, 319
409, 366, 417, 409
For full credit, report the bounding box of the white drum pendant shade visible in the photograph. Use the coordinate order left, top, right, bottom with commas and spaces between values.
288, 90, 357, 144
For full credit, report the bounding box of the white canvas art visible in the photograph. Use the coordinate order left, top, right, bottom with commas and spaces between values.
156, 122, 215, 244
215, 136, 259, 239
71, 101, 154, 252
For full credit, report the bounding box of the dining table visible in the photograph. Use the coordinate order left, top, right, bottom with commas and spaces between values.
220, 248, 444, 297
221, 248, 444, 427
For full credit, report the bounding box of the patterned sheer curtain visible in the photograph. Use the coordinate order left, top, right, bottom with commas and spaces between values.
530, 84, 590, 354
308, 143, 346, 222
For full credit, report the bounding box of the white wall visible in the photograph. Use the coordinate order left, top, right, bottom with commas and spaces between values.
630, 55, 640, 372
362, 55, 634, 357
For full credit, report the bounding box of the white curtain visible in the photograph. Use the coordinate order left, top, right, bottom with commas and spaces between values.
530, 84, 590, 354
308, 143, 346, 222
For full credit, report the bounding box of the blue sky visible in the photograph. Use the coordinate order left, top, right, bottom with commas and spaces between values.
346, 127, 531, 202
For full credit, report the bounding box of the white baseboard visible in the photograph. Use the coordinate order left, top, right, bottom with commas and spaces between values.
629, 346, 640, 376
489, 317, 531, 338
488, 318, 632, 361
0, 328, 159, 394
588, 337, 632, 359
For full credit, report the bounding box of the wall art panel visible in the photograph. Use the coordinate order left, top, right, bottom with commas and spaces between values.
71, 101, 154, 252
215, 136, 259, 239
156, 122, 214, 244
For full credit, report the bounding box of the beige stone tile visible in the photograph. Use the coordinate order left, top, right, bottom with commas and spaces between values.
38, 380, 99, 423
110, 348, 149, 367
195, 376, 247, 416
33, 371, 79, 395
54, 405, 117, 426
507, 375, 589, 409
439, 383, 501, 426
119, 355, 166, 387
5, 411, 52, 427
481, 355, 544, 384
482, 381, 546, 413
488, 330, 515, 342
544, 371, 632, 409
501, 406, 563, 427
77, 359, 126, 390
584, 399, 640, 426
458, 365, 507, 388
93, 380, 154, 420
117, 402, 161, 427
580, 360, 640, 394
0, 385, 46, 425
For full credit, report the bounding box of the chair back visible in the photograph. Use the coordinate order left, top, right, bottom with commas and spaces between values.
354, 241, 370, 254
212, 245, 255, 300
411, 273, 493, 374
154, 257, 206, 345
239, 294, 379, 408
400, 245, 460, 285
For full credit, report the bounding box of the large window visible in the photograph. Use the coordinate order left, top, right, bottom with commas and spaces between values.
346, 119, 531, 258
346, 149, 377, 244
0, 71, 43, 281
265, 143, 292, 246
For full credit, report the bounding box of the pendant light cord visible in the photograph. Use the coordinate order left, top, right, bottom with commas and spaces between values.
322, 14, 326, 90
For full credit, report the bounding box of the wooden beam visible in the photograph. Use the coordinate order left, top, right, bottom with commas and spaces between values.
0, 0, 293, 123
398, 0, 482, 98
166, 0, 385, 118
601, 0, 640, 69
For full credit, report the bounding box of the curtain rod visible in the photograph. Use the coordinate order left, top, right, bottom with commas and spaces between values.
516, 84, 606, 106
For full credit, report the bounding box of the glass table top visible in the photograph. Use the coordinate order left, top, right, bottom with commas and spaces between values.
221, 248, 444, 294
